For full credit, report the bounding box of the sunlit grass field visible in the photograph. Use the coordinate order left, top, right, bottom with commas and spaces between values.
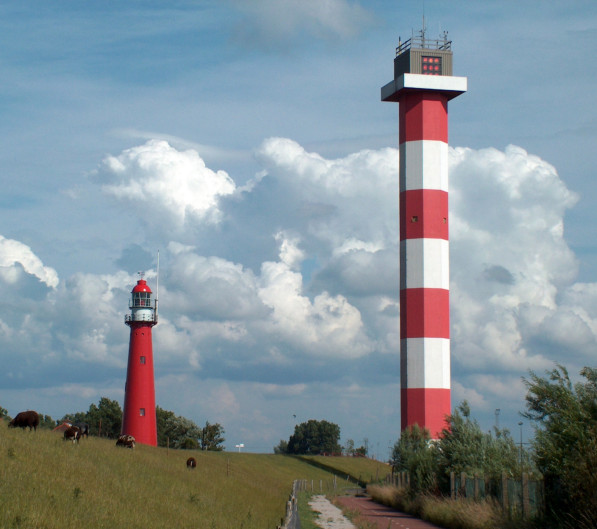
298, 455, 391, 484
0, 427, 348, 529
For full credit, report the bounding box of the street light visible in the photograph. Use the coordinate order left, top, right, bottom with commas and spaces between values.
518, 421, 523, 476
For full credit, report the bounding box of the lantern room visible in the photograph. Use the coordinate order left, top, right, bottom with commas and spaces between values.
125, 279, 157, 324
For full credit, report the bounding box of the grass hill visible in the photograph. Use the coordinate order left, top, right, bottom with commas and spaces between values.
0, 426, 354, 529
298, 455, 391, 485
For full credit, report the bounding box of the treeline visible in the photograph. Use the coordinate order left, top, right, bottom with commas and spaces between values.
274, 419, 367, 456
1, 397, 225, 451
391, 364, 597, 529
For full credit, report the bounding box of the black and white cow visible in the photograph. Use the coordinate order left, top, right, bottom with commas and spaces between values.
64, 426, 81, 444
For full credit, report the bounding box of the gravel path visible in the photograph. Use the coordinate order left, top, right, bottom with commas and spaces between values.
308, 495, 356, 529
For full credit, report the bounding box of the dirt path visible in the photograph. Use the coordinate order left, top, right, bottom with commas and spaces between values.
335, 496, 445, 529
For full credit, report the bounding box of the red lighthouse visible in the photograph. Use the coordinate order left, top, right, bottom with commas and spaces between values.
122, 278, 158, 446
381, 28, 467, 438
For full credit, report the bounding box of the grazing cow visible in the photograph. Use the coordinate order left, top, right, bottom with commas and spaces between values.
186, 457, 197, 470
8, 411, 39, 431
116, 434, 135, 449
64, 426, 81, 444
73, 422, 89, 438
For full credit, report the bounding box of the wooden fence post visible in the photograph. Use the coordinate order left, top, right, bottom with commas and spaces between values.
460, 472, 466, 498
474, 474, 479, 500
450, 472, 455, 499
501, 472, 508, 511
522, 473, 530, 518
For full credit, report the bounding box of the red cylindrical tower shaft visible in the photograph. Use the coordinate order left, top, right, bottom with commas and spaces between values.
382, 32, 467, 438
122, 279, 157, 446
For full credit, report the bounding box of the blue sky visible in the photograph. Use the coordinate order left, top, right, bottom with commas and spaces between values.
1, 1, 596, 456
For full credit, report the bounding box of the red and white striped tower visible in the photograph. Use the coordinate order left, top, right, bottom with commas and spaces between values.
122, 278, 158, 446
381, 29, 466, 438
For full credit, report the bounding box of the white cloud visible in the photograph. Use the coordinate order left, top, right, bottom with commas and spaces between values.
449, 145, 581, 373
93, 140, 235, 231
0, 235, 59, 288
4, 135, 597, 452
257, 234, 372, 358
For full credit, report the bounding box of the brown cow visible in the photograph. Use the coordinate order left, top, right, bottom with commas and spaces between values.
8, 411, 39, 431
186, 457, 197, 470
63, 426, 81, 444
116, 434, 135, 449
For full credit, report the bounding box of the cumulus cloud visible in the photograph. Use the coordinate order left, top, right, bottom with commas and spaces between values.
449, 145, 580, 372
256, 234, 372, 358
5, 135, 597, 451
231, 0, 374, 48
93, 140, 235, 231
0, 235, 59, 288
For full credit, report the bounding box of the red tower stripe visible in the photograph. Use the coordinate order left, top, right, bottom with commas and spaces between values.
400, 387, 451, 438
400, 189, 448, 240
399, 93, 448, 144
400, 288, 449, 339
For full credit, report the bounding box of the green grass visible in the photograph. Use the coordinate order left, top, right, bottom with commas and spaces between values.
0, 427, 348, 529
298, 455, 392, 484
297, 492, 321, 529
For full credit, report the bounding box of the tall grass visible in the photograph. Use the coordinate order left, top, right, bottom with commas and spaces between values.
368, 484, 509, 529
0, 427, 343, 529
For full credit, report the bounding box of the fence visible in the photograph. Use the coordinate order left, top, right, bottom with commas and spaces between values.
450, 472, 544, 518
277, 476, 363, 529
277, 480, 300, 529
386, 471, 544, 518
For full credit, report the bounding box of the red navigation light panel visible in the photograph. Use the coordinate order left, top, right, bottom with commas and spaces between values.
422, 56, 442, 75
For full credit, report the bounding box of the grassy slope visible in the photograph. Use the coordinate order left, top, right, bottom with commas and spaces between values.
0, 428, 345, 529
298, 455, 392, 485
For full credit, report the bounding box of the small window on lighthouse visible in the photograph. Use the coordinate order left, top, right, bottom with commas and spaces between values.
140, 408, 145, 416
140, 356, 146, 364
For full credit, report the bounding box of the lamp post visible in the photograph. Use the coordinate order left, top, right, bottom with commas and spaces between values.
518, 421, 523, 475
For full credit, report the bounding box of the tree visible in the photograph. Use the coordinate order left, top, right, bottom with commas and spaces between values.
354, 445, 367, 457
64, 397, 123, 438
38, 414, 57, 429
522, 365, 597, 528
0, 406, 10, 421
344, 439, 355, 456
391, 424, 436, 493
436, 401, 520, 482
156, 406, 202, 449
286, 419, 341, 455
274, 439, 289, 454
200, 421, 225, 451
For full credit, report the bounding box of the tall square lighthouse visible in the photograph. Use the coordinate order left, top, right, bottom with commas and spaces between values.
381, 29, 467, 438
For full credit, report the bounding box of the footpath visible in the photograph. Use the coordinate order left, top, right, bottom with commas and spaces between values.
327, 495, 444, 529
